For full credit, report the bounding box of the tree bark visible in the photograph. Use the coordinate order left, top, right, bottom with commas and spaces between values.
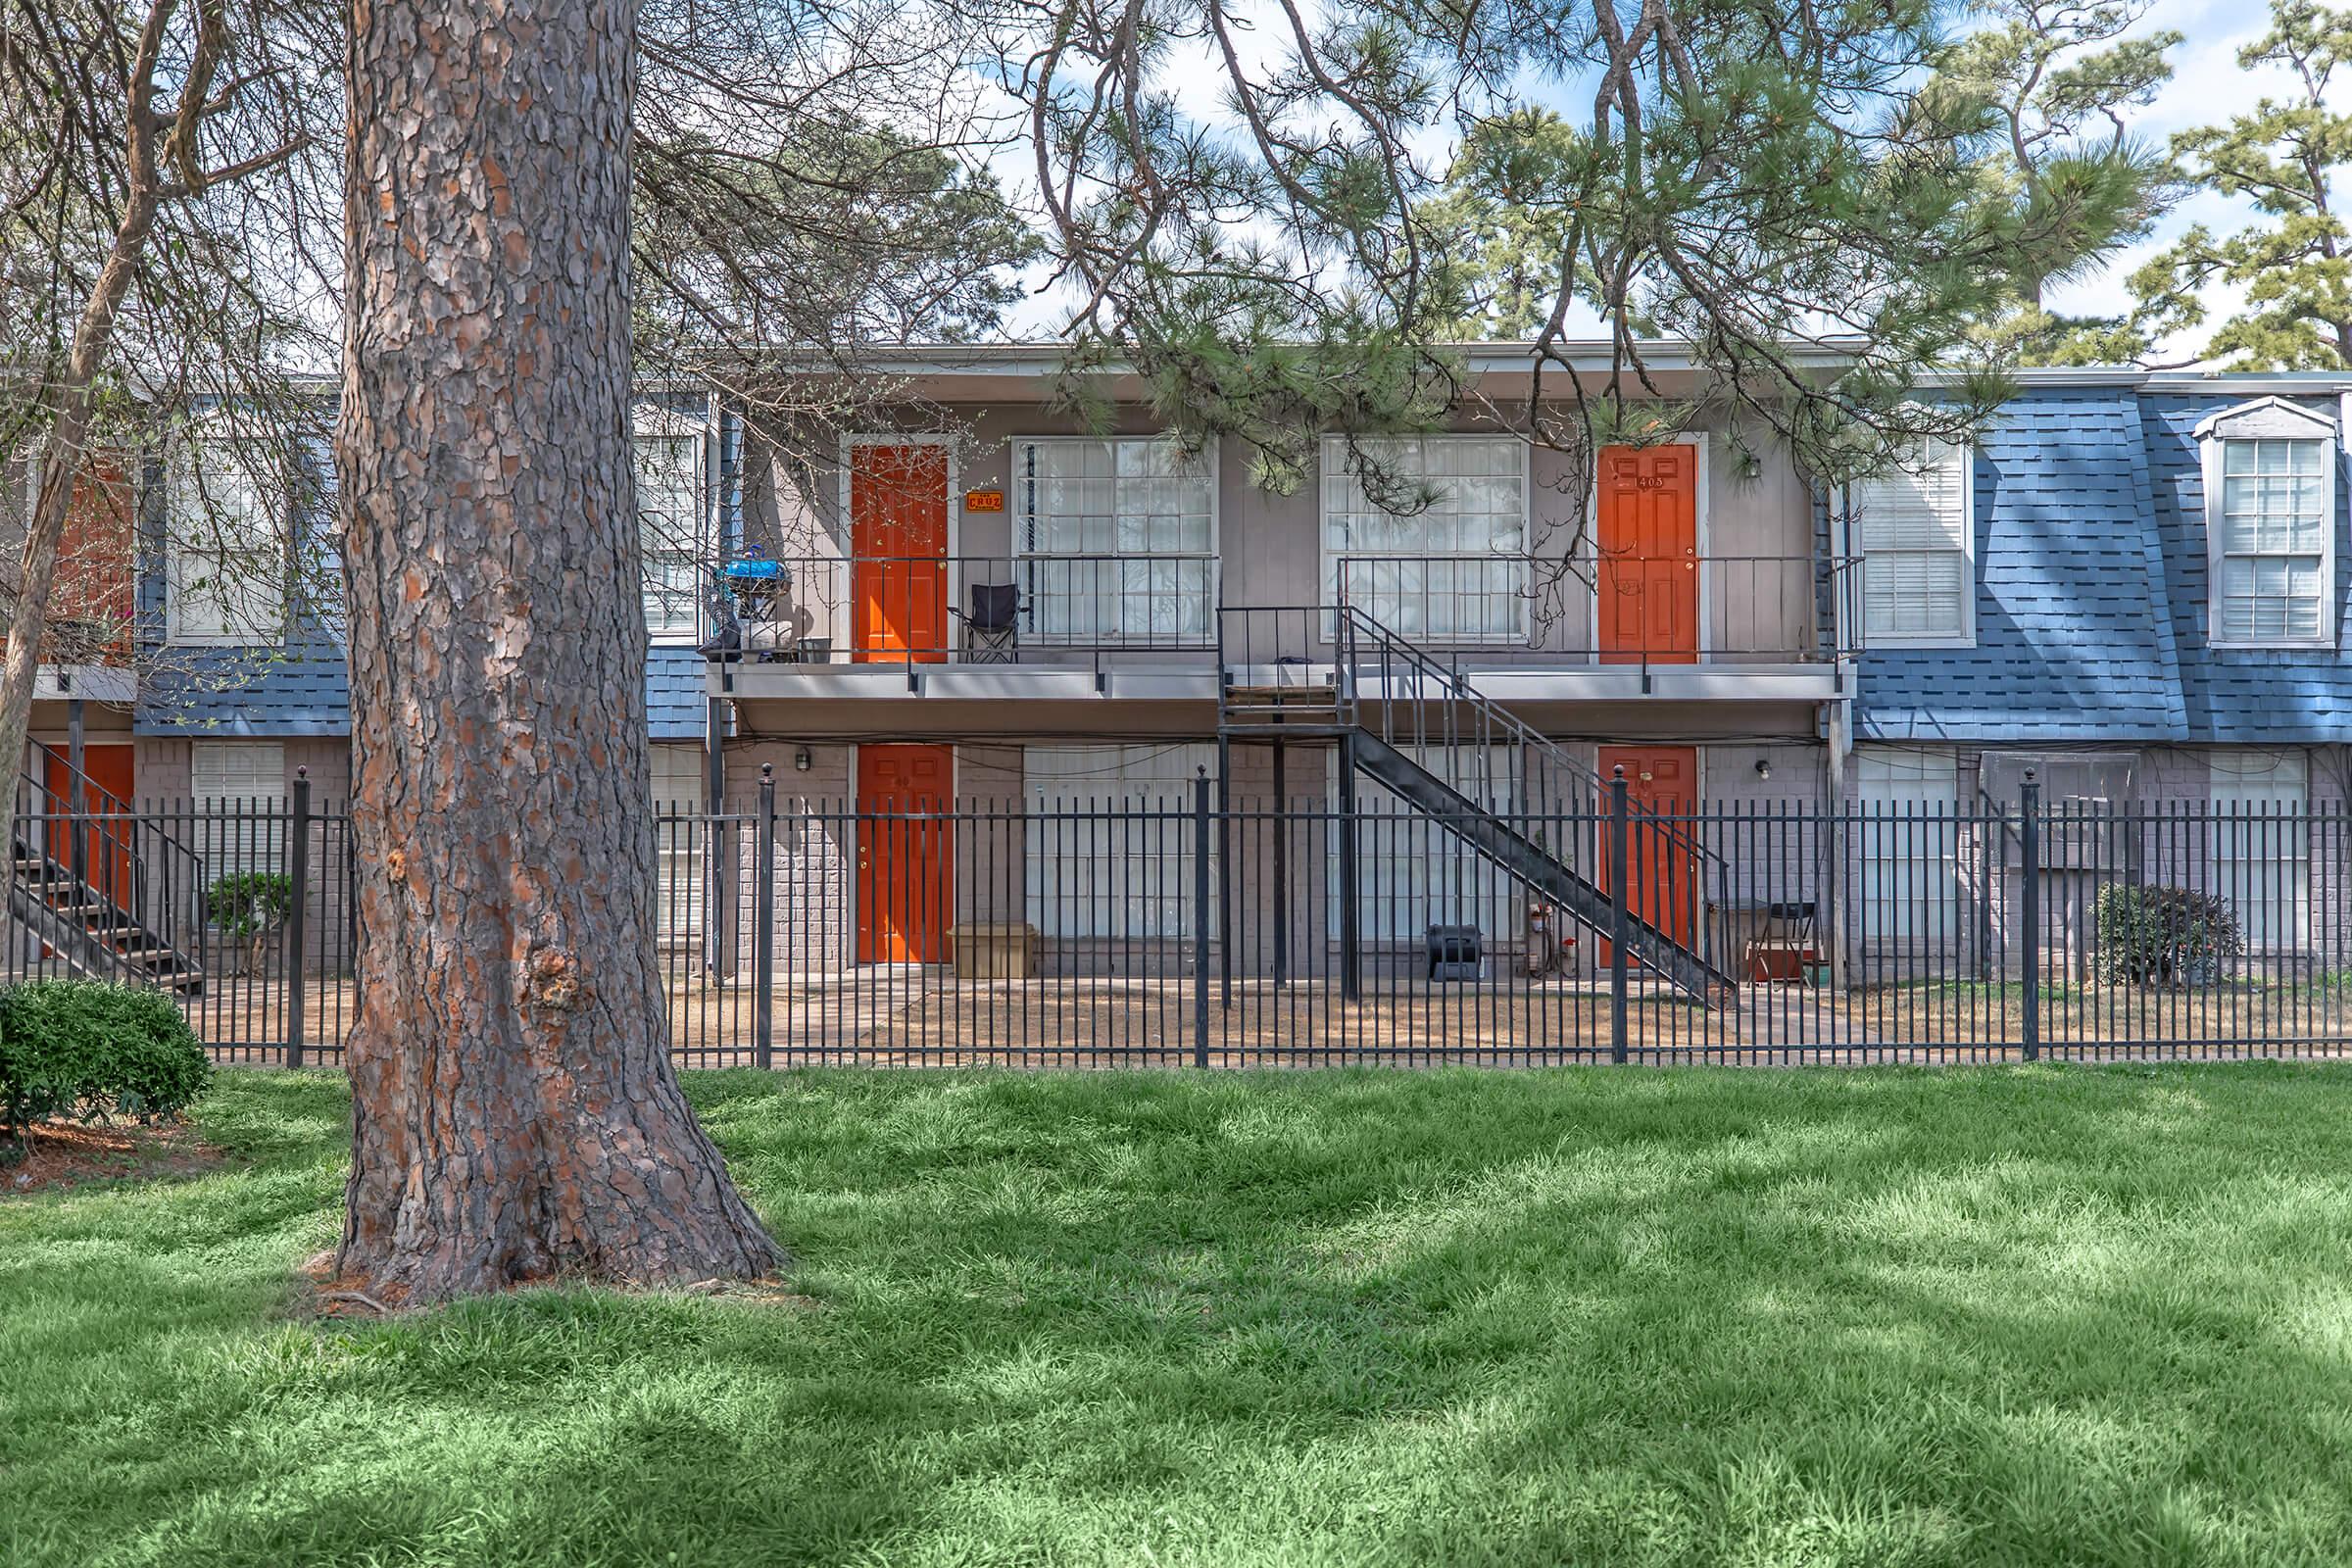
336, 0, 778, 1301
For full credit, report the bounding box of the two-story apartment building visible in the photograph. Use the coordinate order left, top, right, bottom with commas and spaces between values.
703, 344, 1849, 982
12, 347, 2346, 996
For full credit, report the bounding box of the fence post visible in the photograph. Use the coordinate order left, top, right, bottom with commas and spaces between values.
1609, 765, 1630, 1065
754, 762, 776, 1070
284, 766, 310, 1070
1336, 730, 1362, 1002
1216, 734, 1233, 1007
2019, 767, 2040, 1062
1193, 767, 1211, 1068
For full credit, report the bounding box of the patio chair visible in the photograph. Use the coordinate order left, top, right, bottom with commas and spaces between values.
956, 581, 1021, 663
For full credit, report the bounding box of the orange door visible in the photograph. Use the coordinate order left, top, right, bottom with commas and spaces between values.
850, 444, 949, 662
856, 744, 953, 963
1595, 445, 1699, 663
43, 743, 135, 911
1595, 745, 1698, 955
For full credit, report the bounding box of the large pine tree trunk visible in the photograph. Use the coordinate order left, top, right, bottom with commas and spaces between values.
335, 0, 778, 1301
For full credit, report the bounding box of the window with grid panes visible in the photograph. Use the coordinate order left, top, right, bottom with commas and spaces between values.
1320, 436, 1528, 642
1014, 439, 1215, 643
649, 746, 707, 947
191, 741, 286, 879
1023, 745, 1215, 937
2212, 439, 2331, 647
634, 425, 707, 643
168, 442, 285, 644
1326, 744, 1520, 943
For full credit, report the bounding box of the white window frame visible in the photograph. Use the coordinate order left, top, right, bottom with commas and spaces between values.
1855, 747, 1960, 943
1011, 436, 1219, 647
2209, 752, 2310, 952
649, 744, 708, 947
300, 433, 347, 646
167, 439, 286, 647
634, 407, 712, 646
2197, 401, 2337, 651
191, 740, 288, 880
1320, 434, 1532, 646
1849, 436, 1974, 651
1024, 744, 1214, 939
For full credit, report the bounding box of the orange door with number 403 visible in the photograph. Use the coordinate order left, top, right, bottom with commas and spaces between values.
856, 744, 953, 963
1595, 745, 1697, 956
850, 444, 949, 662
1595, 444, 1699, 663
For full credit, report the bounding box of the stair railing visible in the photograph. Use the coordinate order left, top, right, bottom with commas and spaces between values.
1334, 596, 1730, 976
21, 746, 207, 976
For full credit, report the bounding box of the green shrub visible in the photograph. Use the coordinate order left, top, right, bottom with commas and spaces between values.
2093, 884, 2243, 988
0, 980, 211, 1138
206, 871, 294, 941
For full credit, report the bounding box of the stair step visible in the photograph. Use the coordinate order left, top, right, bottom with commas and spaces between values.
1348, 729, 1736, 1005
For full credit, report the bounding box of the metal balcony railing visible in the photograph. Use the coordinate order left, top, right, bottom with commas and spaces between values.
699, 552, 1220, 673
701, 550, 1861, 687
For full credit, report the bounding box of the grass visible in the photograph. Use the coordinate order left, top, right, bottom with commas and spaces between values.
11, 1067, 2352, 1565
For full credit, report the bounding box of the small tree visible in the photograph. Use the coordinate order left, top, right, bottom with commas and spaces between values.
0, 0, 334, 861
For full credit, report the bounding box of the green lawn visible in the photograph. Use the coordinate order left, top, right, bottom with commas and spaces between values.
10, 1068, 2352, 1566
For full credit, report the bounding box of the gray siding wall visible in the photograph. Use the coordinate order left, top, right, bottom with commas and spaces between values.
734, 402, 1824, 665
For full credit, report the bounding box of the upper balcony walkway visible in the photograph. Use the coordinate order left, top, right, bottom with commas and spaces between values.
704, 551, 1860, 736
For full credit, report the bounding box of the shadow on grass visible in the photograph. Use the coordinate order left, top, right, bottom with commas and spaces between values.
8, 1064, 2352, 1565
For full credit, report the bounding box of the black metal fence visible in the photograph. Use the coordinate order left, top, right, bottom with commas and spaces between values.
6, 775, 2347, 1065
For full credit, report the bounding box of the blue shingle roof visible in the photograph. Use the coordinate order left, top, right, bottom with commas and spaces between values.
2139, 394, 2352, 742
138, 643, 710, 741
1855, 387, 2193, 744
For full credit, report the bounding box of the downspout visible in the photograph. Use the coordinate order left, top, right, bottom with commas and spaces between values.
1824, 479, 1854, 990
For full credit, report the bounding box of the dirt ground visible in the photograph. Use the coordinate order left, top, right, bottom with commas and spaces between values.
190, 972, 2352, 1066
3, 1117, 225, 1195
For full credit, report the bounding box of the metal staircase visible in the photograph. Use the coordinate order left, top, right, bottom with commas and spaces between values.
10, 755, 205, 993
1216, 602, 1737, 1006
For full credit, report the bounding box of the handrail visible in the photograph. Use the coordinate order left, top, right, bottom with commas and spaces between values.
700, 551, 1220, 665
20, 744, 209, 968
1333, 599, 1728, 880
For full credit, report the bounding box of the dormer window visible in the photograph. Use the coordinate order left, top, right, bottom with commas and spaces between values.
2196, 398, 2338, 650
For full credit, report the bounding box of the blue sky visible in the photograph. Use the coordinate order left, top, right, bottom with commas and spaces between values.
2041, 0, 2323, 359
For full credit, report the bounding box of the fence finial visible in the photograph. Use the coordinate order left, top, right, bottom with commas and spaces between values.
760, 761, 774, 782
